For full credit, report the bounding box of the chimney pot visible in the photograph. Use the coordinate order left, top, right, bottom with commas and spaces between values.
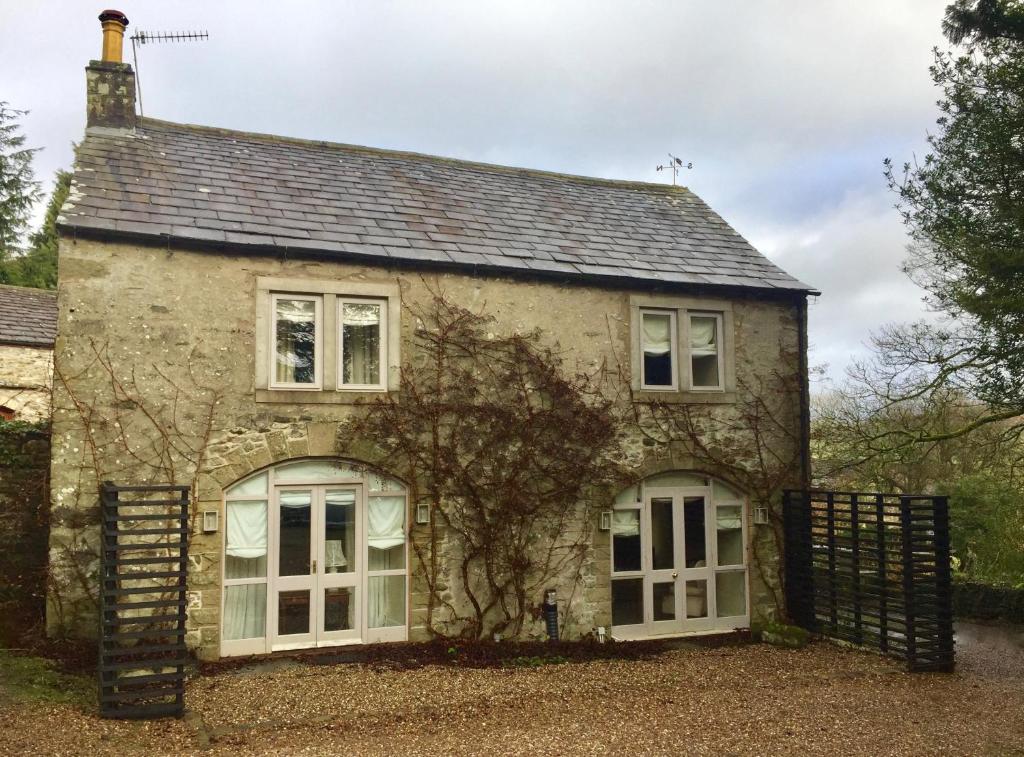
98, 9, 129, 63
86, 9, 135, 129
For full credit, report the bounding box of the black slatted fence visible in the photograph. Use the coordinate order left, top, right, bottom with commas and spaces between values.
99, 482, 190, 718
783, 490, 954, 672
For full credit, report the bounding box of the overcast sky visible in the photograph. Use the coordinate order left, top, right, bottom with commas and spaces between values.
3, 0, 951, 385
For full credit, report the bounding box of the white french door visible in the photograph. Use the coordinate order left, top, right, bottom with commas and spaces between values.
610, 485, 749, 638
268, 483, 409, 651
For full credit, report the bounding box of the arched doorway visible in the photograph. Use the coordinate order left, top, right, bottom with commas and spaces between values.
610, 471, 749, 639
220, 458, 408, 657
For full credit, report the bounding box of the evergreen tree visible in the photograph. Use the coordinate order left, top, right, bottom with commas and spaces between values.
0, 102, 40, 276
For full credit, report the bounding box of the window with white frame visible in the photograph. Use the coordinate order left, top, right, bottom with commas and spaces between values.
688, 312, 724, 390
271, 294, 322, 389
259, 280, 396, 395
631, 297, 731, 395
640, 308, 677, 389
338, 298, 387, 390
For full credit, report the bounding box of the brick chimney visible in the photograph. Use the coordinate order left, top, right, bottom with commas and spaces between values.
86, 10, 136, 129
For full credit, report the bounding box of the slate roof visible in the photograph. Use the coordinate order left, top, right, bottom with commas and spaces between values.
0, 284, 58, 348
59, 118, 814, 294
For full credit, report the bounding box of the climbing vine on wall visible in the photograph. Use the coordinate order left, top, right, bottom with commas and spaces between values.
345, 290, 631, 640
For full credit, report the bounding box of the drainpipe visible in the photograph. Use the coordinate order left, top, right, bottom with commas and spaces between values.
797, 295, 812, 491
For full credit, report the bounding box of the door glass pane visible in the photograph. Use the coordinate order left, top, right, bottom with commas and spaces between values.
642, 311, 673, 386
278, 589, 310, 635
653, 582, 676, 621
225, 499, 267, 579
611, 578, 644, 626
279, 490, 312, 576
341, 301, 381, 385
275, 297, 317, 384
716, 505, 744, 566
223, 584, 266, 640
650, 498, 674, 570
325, 489, 356, 573
324, 587, 355, 632
685, 579, 708, 618
368, 575, 405, 628
612, 510, 641, 572
368, 496, 406, 570
716, 571, 747, 617
683, 496, 707, 568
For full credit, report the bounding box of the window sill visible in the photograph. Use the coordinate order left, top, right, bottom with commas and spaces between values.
255, 389, 391, 405
632, 390, 737, 405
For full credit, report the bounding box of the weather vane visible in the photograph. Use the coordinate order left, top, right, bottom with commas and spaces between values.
656, 153, 693, 185
129, 29, 209, 117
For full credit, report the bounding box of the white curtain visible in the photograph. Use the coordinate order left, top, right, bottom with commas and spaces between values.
223, 584, 266, 640
613, 510, 640, 537
224, 500, 268, 640
368, 576, 404, 628
368, 496, 405, 550
226, 500, 267, 559
690, 317, 717, 349
642, 313, 671, 356
342, 302, 381, 385
368, 496, 405, 628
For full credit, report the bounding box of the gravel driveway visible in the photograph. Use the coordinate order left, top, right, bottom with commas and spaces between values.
2, 638, 1022, 755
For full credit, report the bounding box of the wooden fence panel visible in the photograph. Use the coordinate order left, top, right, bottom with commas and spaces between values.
99, 482, 189, 718
783, 490, 954, 672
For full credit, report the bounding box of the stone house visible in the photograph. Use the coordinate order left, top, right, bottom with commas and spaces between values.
50, 12, 816, 659
0, 284, 57, 423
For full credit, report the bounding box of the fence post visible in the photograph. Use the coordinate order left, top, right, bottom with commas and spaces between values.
826, 491, 838, 634
900, 496, 917, 668
851, 493, 862, 645
876, 494, 888, 653
783, 489, 814, 630
932, 495, 955, 671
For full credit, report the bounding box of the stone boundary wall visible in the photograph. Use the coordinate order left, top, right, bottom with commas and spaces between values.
0, 422, 51, 642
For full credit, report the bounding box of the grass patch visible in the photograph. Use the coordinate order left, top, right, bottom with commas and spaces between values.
0, 651, 95, 708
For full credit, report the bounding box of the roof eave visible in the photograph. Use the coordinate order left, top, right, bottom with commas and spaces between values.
57, 221, 820, 298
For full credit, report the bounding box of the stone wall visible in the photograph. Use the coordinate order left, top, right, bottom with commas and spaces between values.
0, 423, 50, 643
50, 236, 806, 657
0, 344, 53, 422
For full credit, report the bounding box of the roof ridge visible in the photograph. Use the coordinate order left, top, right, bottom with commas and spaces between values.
136, 117, 692, 195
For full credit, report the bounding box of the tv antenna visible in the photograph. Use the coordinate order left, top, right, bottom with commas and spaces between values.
129, 29, 210, 117
656, 153, 693, 186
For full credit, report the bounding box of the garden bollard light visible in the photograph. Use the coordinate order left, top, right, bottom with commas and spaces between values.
543, 588, 559, 641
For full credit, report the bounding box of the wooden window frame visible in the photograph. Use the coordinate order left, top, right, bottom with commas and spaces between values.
337, 297, 388, 392
639, 308, 679, 391
629, 295, 736, 404
268, 293, 324, 391
686, 311, 725, 392
255, 277, 401, 402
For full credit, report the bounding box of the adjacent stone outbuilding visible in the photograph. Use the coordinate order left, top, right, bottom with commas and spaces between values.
0, 284, 57, 423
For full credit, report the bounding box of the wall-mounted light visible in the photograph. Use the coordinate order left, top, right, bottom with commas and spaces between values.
415, 502, 430, 525
202, 510, 219, 533
599, 510, 612, 531
753, 506, 769, 525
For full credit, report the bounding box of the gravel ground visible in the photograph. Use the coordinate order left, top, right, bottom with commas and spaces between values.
2, 639, 1022, 756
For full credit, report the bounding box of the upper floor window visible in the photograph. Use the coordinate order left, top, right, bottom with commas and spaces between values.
688, 313, 723, 390
272, 294, 322, 390
631, 296, 734, 396
641, 309, 677, 390
256, 277, 400, 398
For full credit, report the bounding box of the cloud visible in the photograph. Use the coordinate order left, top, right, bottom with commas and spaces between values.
742, 190, 939, 382
3, 0, 952, 383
